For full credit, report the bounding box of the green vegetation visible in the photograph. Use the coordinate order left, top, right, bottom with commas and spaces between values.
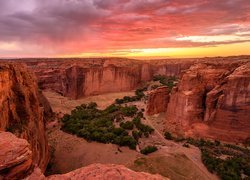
120, 121, 134, 130
115, 87, 147, 104
186, 138, 250, 180
140, 145, 158, 155
163, 131, 250, 179
153, 75, 177, 89
61, 102, 154, 150
164, 131, 173, 140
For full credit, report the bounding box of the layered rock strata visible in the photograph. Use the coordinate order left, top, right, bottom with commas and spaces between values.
0, 63, 49, 172
165, 62, 250, 142
0, 132, 33, 179
146, 86, 170, 115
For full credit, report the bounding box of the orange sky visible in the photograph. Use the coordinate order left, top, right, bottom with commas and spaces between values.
0, 0, 250, 58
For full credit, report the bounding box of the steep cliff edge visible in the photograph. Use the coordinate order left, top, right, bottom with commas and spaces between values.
165, 62, 250, 142
0, 63, 50, 172
146, 86, 170, 115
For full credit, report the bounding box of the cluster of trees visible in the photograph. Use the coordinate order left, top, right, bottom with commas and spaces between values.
61, 102, 154, 150
153, 75, 177, 89
201, 149, 250, 180
115, 87, 147, 104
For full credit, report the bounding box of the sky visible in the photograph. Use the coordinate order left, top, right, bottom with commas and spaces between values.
0, 0, 250, 58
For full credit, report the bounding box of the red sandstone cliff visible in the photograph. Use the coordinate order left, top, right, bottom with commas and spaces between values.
16, 58, 194, 99
146, 86, 170, 115
165, 62, 250, 142
4, 56, 250, 100
0, 63, 50, 172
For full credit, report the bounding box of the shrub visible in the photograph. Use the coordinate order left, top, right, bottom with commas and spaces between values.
88, 102, 97, 109
119, 136, 137, 149
136, 123, 154, 134
164, 131, 173, 140
215, 140, 221, 146
140, 146, 158, 155
183, 143, 190, 148
115, 98, 124, 104
120, 121, 134, 130
121, 106, 138, 117
132, 130, 142, 141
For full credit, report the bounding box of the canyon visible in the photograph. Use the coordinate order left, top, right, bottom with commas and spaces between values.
0, 62, 166, 179
0, 56, 249, 179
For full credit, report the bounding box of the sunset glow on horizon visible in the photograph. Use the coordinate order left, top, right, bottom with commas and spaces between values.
0, 0, 250, 58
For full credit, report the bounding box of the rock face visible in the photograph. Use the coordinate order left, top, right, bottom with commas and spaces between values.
165, 62, 250, 142
0, 63, 50, 172
0, 131, 33, 179
15, 58, 195, 99
47, 164, 165, 180
146, 86, 170, 115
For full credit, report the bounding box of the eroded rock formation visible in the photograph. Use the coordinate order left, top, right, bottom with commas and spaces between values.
0, 132, 33, 179
165, 62, 250, 142
0, 63, 50, 172
146, 86, 170, 115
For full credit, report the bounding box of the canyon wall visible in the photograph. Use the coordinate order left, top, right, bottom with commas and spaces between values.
146, 86, 170, 115
17, 58, 194, 99
165, 62, 250, 142
0, 63, 50, 172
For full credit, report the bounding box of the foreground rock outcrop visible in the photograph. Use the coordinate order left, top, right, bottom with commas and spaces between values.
0, 63, 50, 172
165, 62, 250, 142
47, 164, 165, 180
0, 132, 32, 179
0, 132, 165, 180
146, 86, 170, 115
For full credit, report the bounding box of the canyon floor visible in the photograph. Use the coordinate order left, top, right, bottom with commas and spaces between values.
44, 90, 218, 180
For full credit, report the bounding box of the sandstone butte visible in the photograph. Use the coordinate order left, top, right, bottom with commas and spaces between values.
165, 62, 250, 142
146, 86, 170, 115
0, 62, 166, 179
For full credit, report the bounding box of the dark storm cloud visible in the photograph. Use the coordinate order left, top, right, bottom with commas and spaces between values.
0, 0, 109, 42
